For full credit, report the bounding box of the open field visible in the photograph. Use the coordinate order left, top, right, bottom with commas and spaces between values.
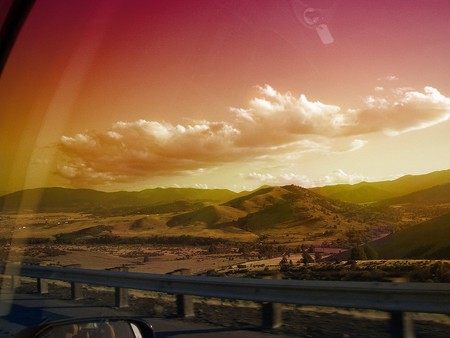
1, 212, 449, 281
0, 212, 260, 243
22, 244, 247, 274
2, 208, 449, 336
3, 240, 450, 284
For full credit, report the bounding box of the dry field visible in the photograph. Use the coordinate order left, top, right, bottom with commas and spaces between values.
29, 244, 248, 274
0, 211, 259, 243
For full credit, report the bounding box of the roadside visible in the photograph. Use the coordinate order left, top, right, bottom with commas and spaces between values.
1, 289, 290, 338
7, 279, 450, 338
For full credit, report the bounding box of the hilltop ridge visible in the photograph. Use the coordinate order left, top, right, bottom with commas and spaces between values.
310, 169, 450, 203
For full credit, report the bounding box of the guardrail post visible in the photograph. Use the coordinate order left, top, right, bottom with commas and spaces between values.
11, 275, 20, 289
173, 269, 194, 318
71, 282, 83, 300
262, 301, 282, 329
262, 272, 282, 329
62, 264, 83, 300
114, 266, 129, 308
390, 311, 415, 338
37, 278, 48, 294
387, 277, 415, 338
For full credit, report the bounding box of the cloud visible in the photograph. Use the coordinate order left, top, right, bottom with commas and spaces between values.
233, 85, 349, 146
347, 139, 368, 152
56, 85, 450, 186
386, 75, 399, 81
355, 86, 450, 135
242, 169, 381, 187
318, 169, 371, 186
242, 172, 314, 187
57, 119, 244, 185
378, 75, 399, 81
316, 170, 403, 187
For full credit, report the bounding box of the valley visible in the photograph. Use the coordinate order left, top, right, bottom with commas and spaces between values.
1, 169, 450, 277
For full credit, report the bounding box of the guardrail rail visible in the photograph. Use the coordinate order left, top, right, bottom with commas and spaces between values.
2, 264, 449, 337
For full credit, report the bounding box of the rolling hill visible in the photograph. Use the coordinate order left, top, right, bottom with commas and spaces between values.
372, 212, 450, 259
0, 187, 241, 213
1, 169, 449, 256
311, 169, 450, 203
165, 185, 387, 243
167, 205, 247, 228
380, 182, 450, 206
373, 182, 450, 227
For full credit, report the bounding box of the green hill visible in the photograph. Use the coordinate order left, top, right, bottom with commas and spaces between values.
167, 185, 382, 240
372, 212, 450, 259
380, 182, 450, 206
321, 185, 392, 204
54, 225, 114, 243
224, 186, 295, 213
311, 169, 450, 203
0, 187, 239, 213
167, 205, 246, 227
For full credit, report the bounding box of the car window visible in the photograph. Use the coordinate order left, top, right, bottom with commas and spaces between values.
1, 1, 450, 336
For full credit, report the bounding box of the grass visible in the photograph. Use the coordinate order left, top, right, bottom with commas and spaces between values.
373, 212, 450, 259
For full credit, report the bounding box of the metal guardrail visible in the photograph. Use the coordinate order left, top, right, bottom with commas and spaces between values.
2, 264, 450, 337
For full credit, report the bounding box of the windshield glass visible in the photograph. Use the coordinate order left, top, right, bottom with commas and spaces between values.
2, 0, 450, 194
1, 1, 450, 336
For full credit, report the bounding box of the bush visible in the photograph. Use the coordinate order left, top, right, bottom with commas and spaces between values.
302, 252, 314, 265
350, 246, 367, 260
363, 245, 378, 260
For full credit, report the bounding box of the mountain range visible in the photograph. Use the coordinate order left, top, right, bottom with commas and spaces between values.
0, 186, 241, 214
372, 211, 450, 259
1, 169, 450, 258
310, 169, 450, 204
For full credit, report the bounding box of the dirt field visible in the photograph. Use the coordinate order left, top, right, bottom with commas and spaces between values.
14, 243, 248, 274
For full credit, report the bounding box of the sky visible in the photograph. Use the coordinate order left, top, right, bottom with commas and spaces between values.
1, 0, 450, 194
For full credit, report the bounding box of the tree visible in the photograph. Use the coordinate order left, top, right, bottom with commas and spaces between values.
302, 252, 314, 265
345, 229, 368, 247
279, 255, 290, 271
314, 251, 323, 262
363, 245, 378, 260
350, 246, 367, 260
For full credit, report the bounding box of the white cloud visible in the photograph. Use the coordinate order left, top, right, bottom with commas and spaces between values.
193, 183, 209, 189
57, 119, 244, 185
348, 139, 368, 152
235, 85, 348, 144
380, 75, 399, 81
242, 172, 314, 187
355, 86, 450, 135
316, 170, 403, 187
244, 172, 276, 182
56, 85, 450, 186
363, 96, 389, 109
319, 169, 369, 186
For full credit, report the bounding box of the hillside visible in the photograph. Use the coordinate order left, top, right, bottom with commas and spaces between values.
380, 182, 450, 206
373, 183, 450, 226
372, 212, 450, 259
0, 187, 240, 213
167, 205, 247, 227
1, 169, 449, 251
310, 169, 450, 203
166, 185, 390, 244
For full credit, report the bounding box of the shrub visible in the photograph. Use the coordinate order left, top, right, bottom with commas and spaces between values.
350, 246, 367, 260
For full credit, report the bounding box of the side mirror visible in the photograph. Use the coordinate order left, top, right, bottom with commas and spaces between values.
15, 317, 155, 338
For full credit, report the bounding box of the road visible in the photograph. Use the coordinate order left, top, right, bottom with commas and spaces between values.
0, 290, 291, 338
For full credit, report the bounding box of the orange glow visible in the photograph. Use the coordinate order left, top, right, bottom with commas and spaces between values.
1, 0, 450, 193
